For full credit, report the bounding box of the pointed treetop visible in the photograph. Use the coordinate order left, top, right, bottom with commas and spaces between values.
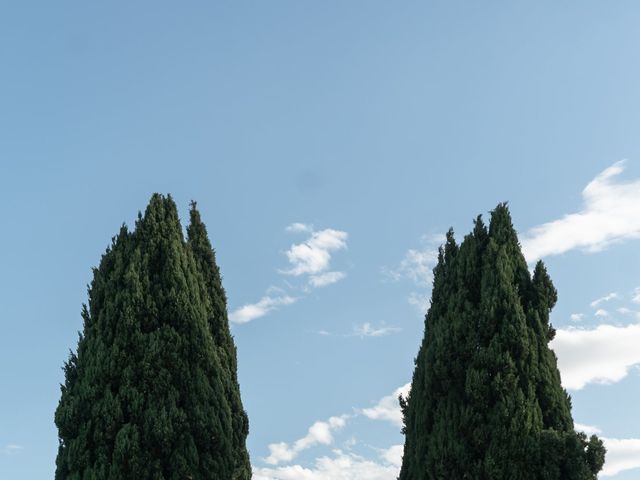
532, 260, 558, 311
488, 202, 518, 245
473, 214, 487, 240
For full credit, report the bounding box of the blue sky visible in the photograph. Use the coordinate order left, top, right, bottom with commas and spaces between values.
1, 2, 640, 478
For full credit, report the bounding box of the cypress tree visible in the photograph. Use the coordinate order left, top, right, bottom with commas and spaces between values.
399, 204, 605, 480
55, 194, 250, 479
187, 201, 251, 479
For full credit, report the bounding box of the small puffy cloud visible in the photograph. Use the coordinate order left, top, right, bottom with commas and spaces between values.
265, 416, 348, 465
552, 323, 640, 390
594, 309, 609, 318
600, 437, 640, 477
521, 160, 640, 262
229, 295, 297, 324
309, 271, 346, 288
570, 313, 584, 322
361, 383, 411, 427
282, 228, 348, 276
352, 323, 401, 338
590, 292, 619, 308
255, 449, 400, 480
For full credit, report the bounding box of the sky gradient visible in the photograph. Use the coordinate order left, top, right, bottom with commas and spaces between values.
1, 2, 640, 478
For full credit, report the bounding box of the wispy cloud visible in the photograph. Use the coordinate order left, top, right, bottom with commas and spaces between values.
360, 383, 411, 427
570, 313, 584, 322
351, 323, 401, 338
309, 271, 346, 288
384, 235, 443, 312
229, 295, 297, 324
285, 222, 314, 233
633, 287, 640, 304
265, 416, 348, 465
2, 444, 22, 456
522, 160, 640, 262
552, 322, 640, 390
590, 292, 619, 308
383, 246, 439, 288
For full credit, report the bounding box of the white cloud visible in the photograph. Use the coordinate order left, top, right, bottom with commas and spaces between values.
361, 383, 411, 427
2, 444, 22, 456
255, 449, 400, 480
352, 323, 401, 338
309, 271, 346, 288
573, 426, 640, 477
552, 323, 640, 390
600, 437, 640, 477
574, 423, 602, 436
282, 228, 348, 276
570, 313, 584, 322
230, 223, 347, 324
229, 295, 297, 324
590, 292, 619, 308
379, 445, 404, 468
265, 416, 348, 465
522, 160, 640, 262
594, 309, 609, 318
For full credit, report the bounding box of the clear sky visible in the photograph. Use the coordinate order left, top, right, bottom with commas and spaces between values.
1, 2, 640, 479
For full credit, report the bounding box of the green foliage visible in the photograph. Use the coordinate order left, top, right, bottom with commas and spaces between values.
55, 194, 251, 480
398, 204, 605, 480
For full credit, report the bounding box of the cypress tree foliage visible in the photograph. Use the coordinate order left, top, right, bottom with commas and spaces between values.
186, 201, 251, 480
399, 204, 605, 480
55, 194, 250, 479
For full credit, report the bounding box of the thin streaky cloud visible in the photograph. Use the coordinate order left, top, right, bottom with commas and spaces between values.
522, 160, 640, 262
590, 292, 619, 308
285, 222, 313, 233
351, 323, 401, 338
229, 295, 297, 324
309, 271, 346, 288
2, 444, 23, 456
